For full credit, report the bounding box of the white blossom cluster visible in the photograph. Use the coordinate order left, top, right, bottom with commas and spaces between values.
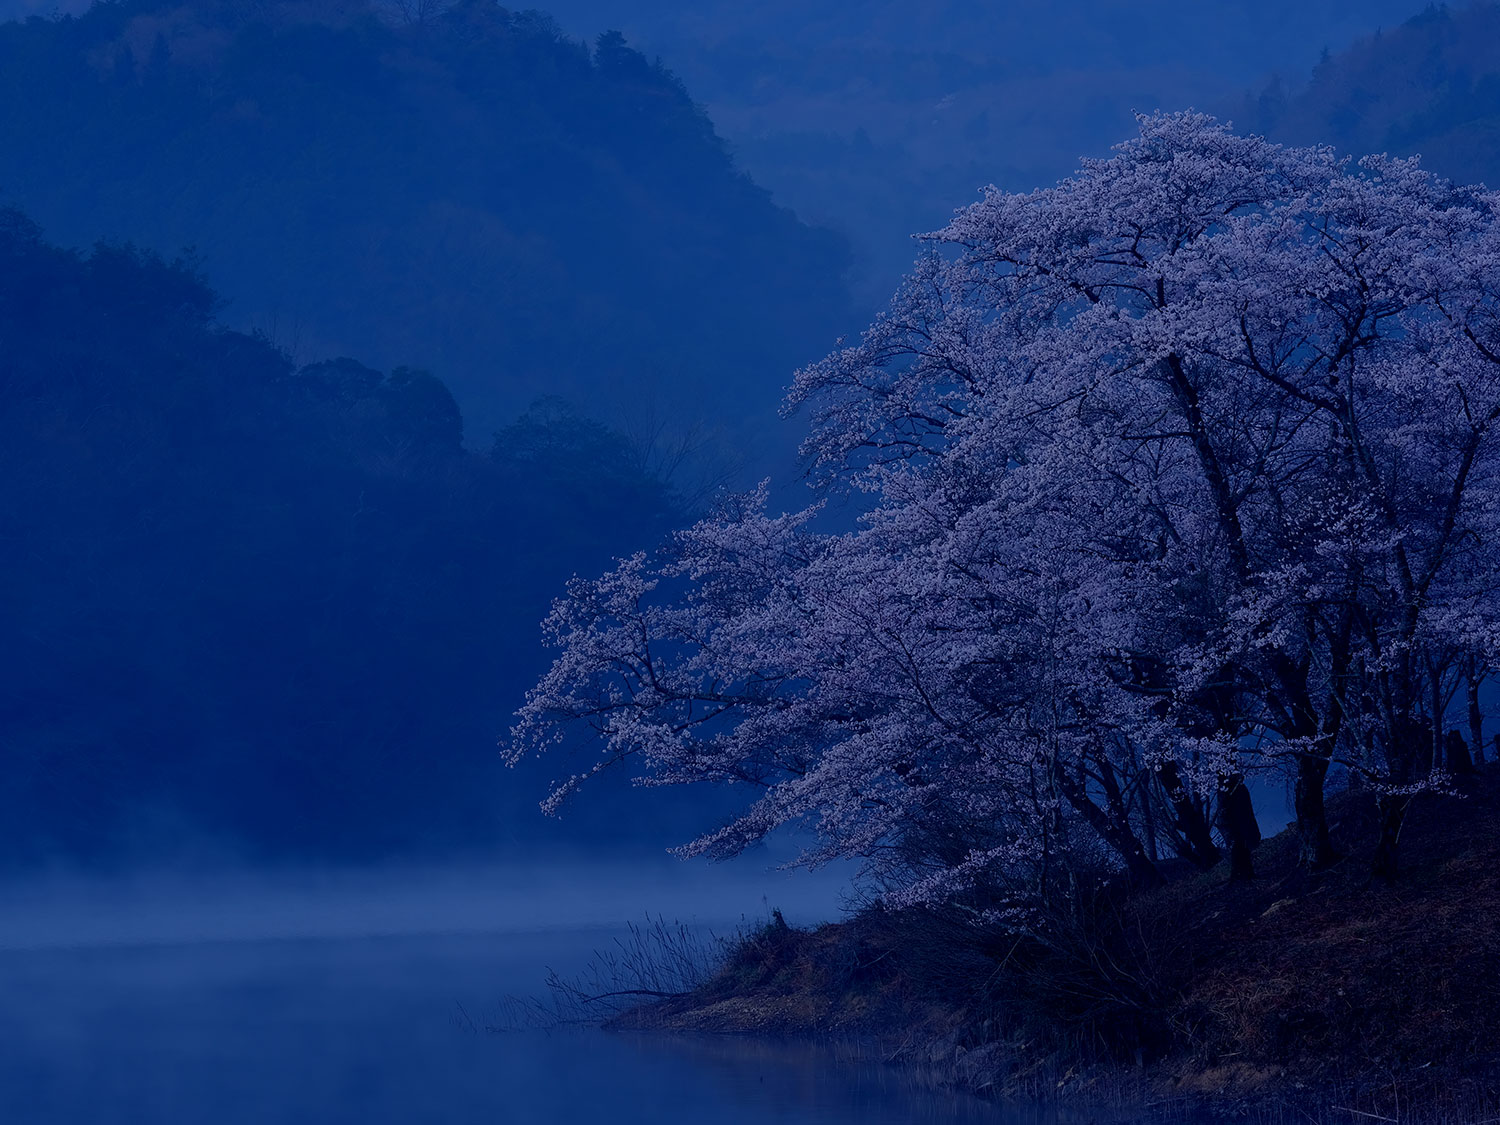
511, 113, 1500, 902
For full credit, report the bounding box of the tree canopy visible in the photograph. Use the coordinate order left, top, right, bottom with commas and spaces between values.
513, 114, 1500, 914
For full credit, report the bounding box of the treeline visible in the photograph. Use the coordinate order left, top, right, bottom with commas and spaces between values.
0, 0, 851, 438
1240, 1, 1500, 188
535, 0, 1423, 301
0, 210, 698, 866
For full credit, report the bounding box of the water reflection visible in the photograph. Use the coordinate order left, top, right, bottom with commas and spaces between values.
1, 930, 1029, 1125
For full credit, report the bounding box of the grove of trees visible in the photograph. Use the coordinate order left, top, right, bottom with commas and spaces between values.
1243, 2, 1500, 197
513, 114, 1500, 917
0, 208, 703, 866
0, 0, 857, 867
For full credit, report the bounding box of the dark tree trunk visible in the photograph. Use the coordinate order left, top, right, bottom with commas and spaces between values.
1445, 729, 1475, 775
1431, 673, 1446, 774
1141, 775, 1160, 863
1468, 667, 1485, 765
1372, 701, 1427, 881
1157, 761, 1221, 871
1269, 645, 1343, 872
1217, 774, 1261, 881
1129, 742, 1160, 862
1294, 753, 1341, 870
1111, 824, 1166, 892
1371, 793, 1412, 882
1055, 763, 1164, 891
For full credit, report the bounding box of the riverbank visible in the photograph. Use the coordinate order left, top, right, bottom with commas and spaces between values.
614, 767, 1500, 1121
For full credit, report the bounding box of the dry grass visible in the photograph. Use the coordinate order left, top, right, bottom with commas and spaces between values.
496, 915, 729, 1029
618, 766, 1500, 1121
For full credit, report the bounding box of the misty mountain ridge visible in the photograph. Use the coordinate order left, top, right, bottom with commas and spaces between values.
1237, 1, 1500, 189
532, 0, 1430, 301
0, 0, 854, 443
0, 210, 745, 868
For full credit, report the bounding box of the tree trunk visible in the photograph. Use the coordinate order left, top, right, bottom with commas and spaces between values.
1141, 776, 1160, 863
1110, 824, 1166, 892
1430, 671, 1445, 774
1468, 666, 1485, 765
1217, 774, 1261, 880
1294, 753, 1341, 870
1371, 793, 1411, 882
1269, 644, 1343, 872
1054, 764, 1164, 891
1445, 729, 1475, 775
1157, 761, 1221, 871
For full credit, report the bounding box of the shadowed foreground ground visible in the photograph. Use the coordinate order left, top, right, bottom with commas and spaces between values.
617, 768, 1500, 1122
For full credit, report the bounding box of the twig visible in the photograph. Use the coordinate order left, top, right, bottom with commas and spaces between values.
577, 988, 690, 1003
453, 1000, 479, 1034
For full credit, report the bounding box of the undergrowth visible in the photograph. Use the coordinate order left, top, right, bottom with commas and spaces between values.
598, 768, 1500, 1121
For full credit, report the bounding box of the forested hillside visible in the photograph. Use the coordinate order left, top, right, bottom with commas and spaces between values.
0, 0, 852, 439
537, 0, 1424, 300
0, 211, 707, 866
1238, 2, 1500, 188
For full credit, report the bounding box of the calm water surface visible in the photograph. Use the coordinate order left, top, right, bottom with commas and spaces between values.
0, 866, 1061, 1124
0, 931, 1034, 1125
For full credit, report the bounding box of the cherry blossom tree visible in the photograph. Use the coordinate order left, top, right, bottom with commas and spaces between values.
511, 112, 1500, 900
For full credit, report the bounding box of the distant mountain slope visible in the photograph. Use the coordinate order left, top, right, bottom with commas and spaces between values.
0, 0, 852, 439
535, 0, 1424, 301
1236, 2, 1500, 188
0, 209, 726, 868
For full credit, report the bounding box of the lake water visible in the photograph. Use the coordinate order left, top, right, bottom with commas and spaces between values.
0, 862, 1063, 1125
0, 931, 1041, 1124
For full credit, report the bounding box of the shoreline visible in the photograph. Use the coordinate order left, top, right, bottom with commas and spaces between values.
608, 769, 1500, 1123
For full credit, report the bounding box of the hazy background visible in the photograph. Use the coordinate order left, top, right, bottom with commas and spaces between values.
535, 0, 1433, 300
3, 0, 1500, 878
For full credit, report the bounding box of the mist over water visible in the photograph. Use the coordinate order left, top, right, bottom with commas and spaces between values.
0, 860, 1038, 1125
0, 934, 1020, 1125
0, 854, 853, 951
